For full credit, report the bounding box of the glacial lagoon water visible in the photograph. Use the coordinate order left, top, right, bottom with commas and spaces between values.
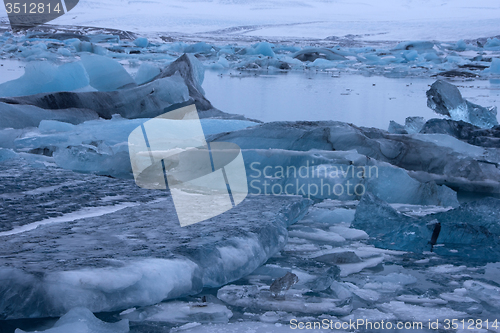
203, 70, 500, 129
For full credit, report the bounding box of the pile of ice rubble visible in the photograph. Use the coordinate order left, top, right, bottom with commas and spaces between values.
1, 31, 500, 78
0, 53, 500, 332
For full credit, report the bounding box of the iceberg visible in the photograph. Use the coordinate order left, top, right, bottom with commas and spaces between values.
404, 116, 426, 133
212, 121, 500, 194
0, 73, 190, 121
377, 301, 466, 322
388, 120, 407, 134
352, 192, 500, 261
488, 58, 500, 74
292, 48, 347, 62
217, 284, 351, 315
155, 53, 211, 111
133, 37, 149, 48
0, 188, 311, 319
426, 80, 498, 129
9, 117, 257, 177
420, 118, 500, 148
244, 42, 275, 57
0, 54, 233, 126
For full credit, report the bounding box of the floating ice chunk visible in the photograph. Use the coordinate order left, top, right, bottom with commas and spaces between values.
57, 47, 72, 56
217, 285, 351, 315
134, 63, 161, 85
304, 207, 356, 225
352, 193, 500, 260
293, 48, 346, 62
71, 41, 108, 55
378, 301, 467, 321
314, 251, 361, 264
337, 256, 384, 277
419, 118, 500, 148
364, 273, 417, 293
427, 80, 498, 128
214, 120, 491, 196
4, 73, 190, 121
0, 102, 98, 130
309, 59, 337, 68
11, 117, 256, 177
0, 148, 17, 162
403, 50, 419, 61
342, 308, 396, 322
463, 280, 500, 310
488, 58, 500, 74
39, 120, 76, 133
133, 37, 149, 48
0, 195, 310, 319
156, 54, 210, 110
15, 307, 129, 333
428, 264, 466, 274
454, 40, 468, 51
0, 61, 89, 97
485, 38, 500, 49
393, 41, 435, 51
328, 225, 368, 240
120, 300, 232, 324
395, 295, 447, 305
388, 120, 407, 134
80, 54, 136, 91
331, 281, 380, 302
246, 42, 275, 57
440, 288, 478, 303
184, 42, 213, 54
405, 116, 426, 133
176, 321, 328, 333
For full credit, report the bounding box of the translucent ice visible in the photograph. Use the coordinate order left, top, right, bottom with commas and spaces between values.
11, 117, 256, 177
488, 58, 500, 74
134, 63, 161, 85
405, 116, 426, 133
3, 73, 190, 120
0, 61, 89, 97
246, 42, 275, 57
427, 80, 498, 128
352, 192, 500, 260
80, 54, 136, 91
213, 120, 500, 195
133, 37, 149, 48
